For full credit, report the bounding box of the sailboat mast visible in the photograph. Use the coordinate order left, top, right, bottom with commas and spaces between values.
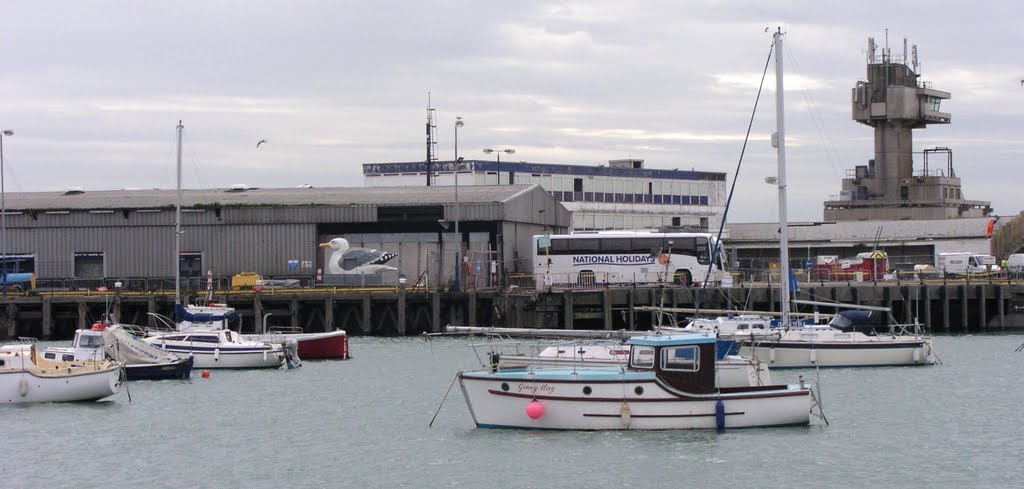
773, 30, 791, 326
175, 121, 183, 307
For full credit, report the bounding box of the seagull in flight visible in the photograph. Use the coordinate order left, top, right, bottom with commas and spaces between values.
257, 139, 268, 148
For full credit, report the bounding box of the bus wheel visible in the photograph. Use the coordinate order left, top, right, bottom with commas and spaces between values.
674, 270, 692, 286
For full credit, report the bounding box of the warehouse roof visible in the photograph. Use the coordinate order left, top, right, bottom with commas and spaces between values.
1, 184, 541, 211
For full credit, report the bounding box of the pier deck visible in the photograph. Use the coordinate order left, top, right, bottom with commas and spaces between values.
3, 280, 1024, 340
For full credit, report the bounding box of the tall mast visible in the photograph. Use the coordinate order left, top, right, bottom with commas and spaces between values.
175, 121, 183, 306
773, 30, 790, 326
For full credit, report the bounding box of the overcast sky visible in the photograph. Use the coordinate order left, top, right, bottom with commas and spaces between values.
2, 1, 1021, 222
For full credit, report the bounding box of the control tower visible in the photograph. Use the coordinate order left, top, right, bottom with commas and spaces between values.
823, 37, 991, 221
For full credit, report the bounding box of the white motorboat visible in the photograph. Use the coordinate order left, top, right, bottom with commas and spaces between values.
176, 303, 348, 360
1, 343, 121, 404
458, 332, 812, 430
43, 324, 193, 380
674, 314, 776, 339
144, 329, 285, 369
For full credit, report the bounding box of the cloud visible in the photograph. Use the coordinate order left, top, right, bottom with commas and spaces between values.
1, 1, 1021, 222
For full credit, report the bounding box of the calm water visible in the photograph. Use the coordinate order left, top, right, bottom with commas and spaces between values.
5, 334, 1024, 488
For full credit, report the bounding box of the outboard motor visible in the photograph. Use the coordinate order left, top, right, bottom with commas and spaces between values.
283, 340, 302, 369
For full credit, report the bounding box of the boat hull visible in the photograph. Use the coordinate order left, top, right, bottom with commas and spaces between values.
146, 343, 284, 369
2, 365, 121, 404
739, 339, 935, 368
458, 369, 809, 430
241, 330, 349, 359
124, 356, 194, 380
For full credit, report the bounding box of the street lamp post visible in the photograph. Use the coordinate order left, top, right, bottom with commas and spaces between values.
482, 147, 515, 184
0, 129, 12, 297
454, 116, 464, 291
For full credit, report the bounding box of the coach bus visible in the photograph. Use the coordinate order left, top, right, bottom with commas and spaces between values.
533, 231, 728, 288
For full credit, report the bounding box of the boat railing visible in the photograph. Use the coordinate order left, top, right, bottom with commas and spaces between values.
266, 325, 303, 335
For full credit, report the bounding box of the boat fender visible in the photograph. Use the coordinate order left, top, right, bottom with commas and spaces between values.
18, 377, 29, 397
809, 348, 816, 364
214, 348, 220, 362
620, 403, 631, 427
912, 347, 921, 363
715, 399, 726, 430
526, 400, 544, 419
769, 348, 775, 363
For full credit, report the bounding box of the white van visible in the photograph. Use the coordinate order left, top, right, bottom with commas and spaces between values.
1005, 254, 1024, 275
937, 252, 1001, 276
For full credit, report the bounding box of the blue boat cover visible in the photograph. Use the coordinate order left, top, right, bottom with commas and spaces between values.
828, 310, 880, 335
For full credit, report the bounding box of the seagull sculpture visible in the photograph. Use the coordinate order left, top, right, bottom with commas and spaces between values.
256, 139, 268, 148
319, 238, 398, 275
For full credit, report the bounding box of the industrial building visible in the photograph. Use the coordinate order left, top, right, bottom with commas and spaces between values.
363, 158, 727, 232
0, 184, 569, 287
727, 37, 1006, 269
822, 37, 992, 221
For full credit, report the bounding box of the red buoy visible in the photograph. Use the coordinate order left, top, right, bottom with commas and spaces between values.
526, 400, 544, 419
201, 370, 210, 378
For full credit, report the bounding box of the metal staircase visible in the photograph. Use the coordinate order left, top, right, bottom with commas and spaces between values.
991, 212, 1024, 258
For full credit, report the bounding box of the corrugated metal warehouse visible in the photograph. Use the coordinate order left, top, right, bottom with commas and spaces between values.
0, 184, 570, 288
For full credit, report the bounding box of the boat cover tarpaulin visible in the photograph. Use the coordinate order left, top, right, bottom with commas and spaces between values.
828, 310, 880, 335
716, 339, 738, 359
102, 325, 182, 364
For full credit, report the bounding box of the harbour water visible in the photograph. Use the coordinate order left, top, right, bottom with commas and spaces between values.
5, 334, 1024, 488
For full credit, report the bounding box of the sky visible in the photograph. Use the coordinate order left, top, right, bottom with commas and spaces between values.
1, 1, 1021, 222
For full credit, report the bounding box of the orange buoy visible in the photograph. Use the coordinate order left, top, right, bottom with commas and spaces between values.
201, 370, 210, 378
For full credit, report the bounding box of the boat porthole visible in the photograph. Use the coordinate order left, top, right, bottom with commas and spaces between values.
501, 382, 510, 392
634, 386, 644, 396
582, 386, 592, 395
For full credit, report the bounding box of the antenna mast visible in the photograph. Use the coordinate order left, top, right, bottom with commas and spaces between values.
425, 93, 439, 186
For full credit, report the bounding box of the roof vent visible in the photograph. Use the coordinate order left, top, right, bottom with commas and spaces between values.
64, 187, 85, 195
226, 184, 251, 192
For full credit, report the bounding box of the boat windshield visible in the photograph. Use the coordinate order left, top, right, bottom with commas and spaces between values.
78, 334, 104, 349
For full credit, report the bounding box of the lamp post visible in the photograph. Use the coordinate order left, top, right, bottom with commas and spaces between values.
0, 129, 12, 297
454, 116, 464, 290
482, 147, 515, 184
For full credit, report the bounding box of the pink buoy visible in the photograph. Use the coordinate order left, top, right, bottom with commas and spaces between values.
526, 400, 544, 419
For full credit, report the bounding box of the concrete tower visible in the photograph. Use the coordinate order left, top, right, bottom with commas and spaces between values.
823, 37, 991, 220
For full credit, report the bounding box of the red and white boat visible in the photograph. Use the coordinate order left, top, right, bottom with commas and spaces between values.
243, 328, 349, 360
175, 303, 350, 360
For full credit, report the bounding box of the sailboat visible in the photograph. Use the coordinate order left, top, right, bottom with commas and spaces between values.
732, 33, 937, 368
454, 37, 822, 428
143, 122, 286, 369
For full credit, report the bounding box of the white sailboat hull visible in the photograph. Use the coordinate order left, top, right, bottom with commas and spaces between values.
458, 370, 809, 430
144, 340, 284, 369
740, 337, 935, 368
